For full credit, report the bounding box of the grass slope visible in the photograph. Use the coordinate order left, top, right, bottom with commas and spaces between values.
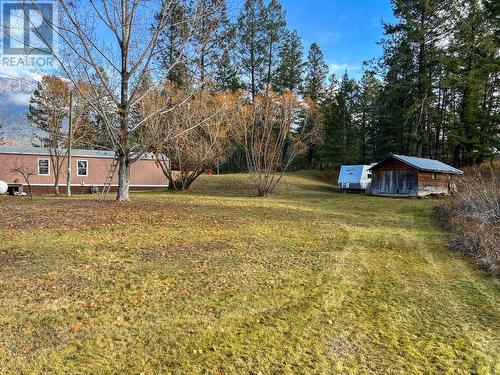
0, 172, 499, 374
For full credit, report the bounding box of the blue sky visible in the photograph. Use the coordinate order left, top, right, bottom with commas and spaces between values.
279, 0, 395, 79
0, 0, 396, 112
1, 0, 396, 83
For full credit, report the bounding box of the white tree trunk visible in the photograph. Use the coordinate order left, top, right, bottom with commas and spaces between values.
117, 154, 130, 201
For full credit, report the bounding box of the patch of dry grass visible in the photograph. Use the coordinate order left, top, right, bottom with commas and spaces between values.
0, 173, 499, 374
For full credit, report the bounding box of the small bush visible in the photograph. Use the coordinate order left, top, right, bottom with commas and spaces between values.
436, 167, 500, 274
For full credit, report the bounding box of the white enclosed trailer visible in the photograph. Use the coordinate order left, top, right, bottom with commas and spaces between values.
338, 165, 374, 192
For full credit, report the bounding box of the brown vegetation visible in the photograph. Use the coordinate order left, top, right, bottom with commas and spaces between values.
436, 167, 500, 274
244, 91, 323, 196
149, 89, 244, 191
28, 75, 70, 196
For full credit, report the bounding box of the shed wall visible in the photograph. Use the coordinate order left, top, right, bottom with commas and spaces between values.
370, 158, 458, 197
417, 171, 452, 197
370, 159, 414, 172
370, 159, 419, 196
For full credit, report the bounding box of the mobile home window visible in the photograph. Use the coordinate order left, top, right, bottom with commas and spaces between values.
38, 159, 50, 175
77, 160, 88, 176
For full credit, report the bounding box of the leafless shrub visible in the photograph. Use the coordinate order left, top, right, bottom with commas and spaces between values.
243, 91, 323, 196
149, 88, 244, 191
436, 168, 500, 274
9, 160, 37, 199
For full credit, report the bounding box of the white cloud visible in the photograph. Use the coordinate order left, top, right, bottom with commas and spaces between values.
328, 63, 360, 74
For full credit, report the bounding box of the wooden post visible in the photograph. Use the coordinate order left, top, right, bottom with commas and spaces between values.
66, 91, 73, 197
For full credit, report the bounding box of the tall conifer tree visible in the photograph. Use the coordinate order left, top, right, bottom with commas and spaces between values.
262, 0, 287, 92
303, 43, 329, 101
156, 0, 191, 86
273, 30, 304, 93
214, 50, 242, 92
358, 71, 382, 162
191, 0, 231, 87
236, 0, 267, 100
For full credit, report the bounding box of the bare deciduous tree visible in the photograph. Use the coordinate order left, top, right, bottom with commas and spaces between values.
24, 0, 206, 200
244, 91, 323, 196
10, 160, 37, 199
28, 75, 69, 196
144, 88, 244, 191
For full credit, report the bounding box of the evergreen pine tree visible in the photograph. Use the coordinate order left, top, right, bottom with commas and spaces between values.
372, 0, 499, 166
27, 75, 70, 195
376, 22, 418, 158
447, 0, 499, 165
262, 0, 287, 92
300, 42, 328, 167
214, 50, 242, 92
303, 43, 328, 101
384, 0, 450, 157
156, 0, 191, 87
358, 70, 382, 163
319, 71, 360, 165
191, 0, 231, 87
87, 68, 115, 149
236, 0, 267, 100
273, 29, 304, 93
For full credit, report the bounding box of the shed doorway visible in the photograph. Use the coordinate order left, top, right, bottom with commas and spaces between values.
380, 170, 416, 194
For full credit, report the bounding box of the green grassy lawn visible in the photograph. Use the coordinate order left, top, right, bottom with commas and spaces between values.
0, 172, 499, 374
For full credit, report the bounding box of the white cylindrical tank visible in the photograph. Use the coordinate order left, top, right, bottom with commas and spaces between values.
0, 180, 8, 195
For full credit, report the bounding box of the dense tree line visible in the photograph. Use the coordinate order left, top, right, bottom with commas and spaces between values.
155, 0, 313, 97
233, 0, 498, 168
164, 0, 497, 168
317, 0, 499, 168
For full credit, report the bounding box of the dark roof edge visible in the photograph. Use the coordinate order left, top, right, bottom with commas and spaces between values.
392, 154, 463, 174
369, 154, 463, 174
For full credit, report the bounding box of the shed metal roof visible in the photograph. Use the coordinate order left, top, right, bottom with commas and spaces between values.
0, 146, 161, 160
370, 154, 463, 174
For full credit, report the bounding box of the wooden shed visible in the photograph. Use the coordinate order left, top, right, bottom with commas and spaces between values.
368, 154, 463, 197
